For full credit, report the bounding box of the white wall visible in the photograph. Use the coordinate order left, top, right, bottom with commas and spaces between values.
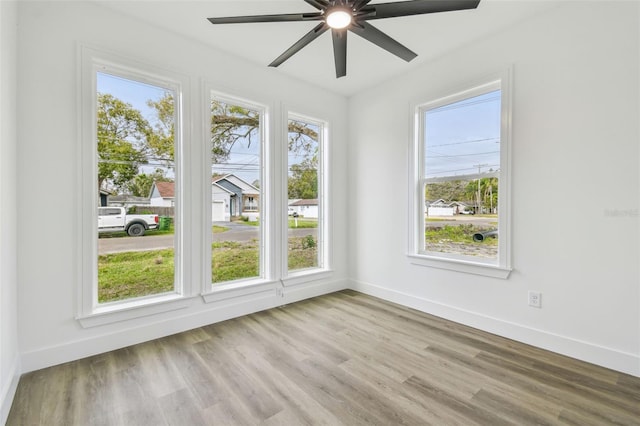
349, 2, 640, 376
16, 1, 349, 372
0, 1, 20, 423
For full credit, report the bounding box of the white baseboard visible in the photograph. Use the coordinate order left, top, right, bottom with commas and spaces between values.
21, 278, 349, 374
1, 354, 21, 425
350, 279, 640, 378
283, 276, 348, 303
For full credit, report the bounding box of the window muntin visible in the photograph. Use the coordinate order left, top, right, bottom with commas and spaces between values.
287, 114, 324, 273
96, 71, 180, 304
414, 79, 510, 272
209, 96, 265, 285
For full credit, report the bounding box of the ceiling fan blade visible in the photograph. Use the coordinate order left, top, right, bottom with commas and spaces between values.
303, 0, 330, 10
208, 12, 322, 25
350, 22, 417, 62
269, 23, 329, 68
353, 0, 373, 10
364, 0, 480, 20
332, 29, 348, 78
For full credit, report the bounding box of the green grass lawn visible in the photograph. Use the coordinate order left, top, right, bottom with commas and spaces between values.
288, 218, 317, 228
98, 236, 318, 303
98, 249, 175, 302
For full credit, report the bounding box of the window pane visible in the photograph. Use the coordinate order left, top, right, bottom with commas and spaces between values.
210, 98, 262, 284
423, 90, 500, 261
287, 117, 321, 272
96, 72, 177, 303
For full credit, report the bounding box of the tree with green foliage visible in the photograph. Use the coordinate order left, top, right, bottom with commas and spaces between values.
464, 177, 498, 213
125, 169, 173, 197
97, 93, 151, 192
146, 93, 175, 164
288, 156, 318, 199
97, 94, 320, 195
425, 180, 468, 202
426, 178, 498, 213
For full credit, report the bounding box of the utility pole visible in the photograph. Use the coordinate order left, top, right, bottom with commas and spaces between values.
473, 164, 487, 214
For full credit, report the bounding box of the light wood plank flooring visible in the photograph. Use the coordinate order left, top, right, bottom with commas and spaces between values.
7, 290, 640, 425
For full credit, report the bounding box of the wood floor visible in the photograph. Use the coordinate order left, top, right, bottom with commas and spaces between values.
7, 290, 640, 425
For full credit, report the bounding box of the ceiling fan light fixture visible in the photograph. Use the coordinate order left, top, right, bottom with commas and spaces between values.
208, 0, 482, 78
325, 8, 352, 29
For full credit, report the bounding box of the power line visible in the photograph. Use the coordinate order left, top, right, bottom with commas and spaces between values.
426, 163, 500, 177
427, 137, 499, 148
428, 150, 500, 158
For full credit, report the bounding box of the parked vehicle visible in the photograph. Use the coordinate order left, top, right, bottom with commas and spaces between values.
98, 207, 159, 237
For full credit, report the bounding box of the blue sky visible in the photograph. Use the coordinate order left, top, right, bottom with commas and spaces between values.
97, 72, 169, 125
425, 90, 501, 180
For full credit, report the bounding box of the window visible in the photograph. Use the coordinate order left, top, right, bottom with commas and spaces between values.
79, 47, 188, 324
287, 114, 326, 274
411, 76, 511, 277
80, 51, 332, 320
95, 71, 180, 303
208, 94, 266, 287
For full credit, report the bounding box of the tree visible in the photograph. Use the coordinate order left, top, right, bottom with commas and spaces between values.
125, 169, 173, 197
288, 156, 318, 199
425, 180, 468, 202
464, 178, 498, 213
146, 93, 175, 164
210, 101, 318, 164
97, 93, 151, 192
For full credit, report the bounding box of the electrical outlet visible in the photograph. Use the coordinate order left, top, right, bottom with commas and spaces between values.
528, 291, 542, 308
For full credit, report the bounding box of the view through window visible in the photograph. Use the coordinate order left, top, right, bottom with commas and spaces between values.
288, 115, 322, 272
422, 87, 501, 263
96, 72, 178, 303
210, 97, 263, 284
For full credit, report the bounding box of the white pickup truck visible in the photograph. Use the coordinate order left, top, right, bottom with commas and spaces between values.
98, 207, 159, 237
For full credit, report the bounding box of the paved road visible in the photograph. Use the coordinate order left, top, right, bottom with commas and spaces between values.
98, 223, 316, 254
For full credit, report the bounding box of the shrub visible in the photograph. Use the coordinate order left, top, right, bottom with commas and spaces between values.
302, 235, 316, 249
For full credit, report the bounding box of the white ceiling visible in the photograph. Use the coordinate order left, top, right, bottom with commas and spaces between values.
95, 0, 560, 96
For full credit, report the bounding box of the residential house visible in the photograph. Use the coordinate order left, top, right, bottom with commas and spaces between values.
149, 181, 175, 207
426, 200, 472, 216
211, 182, 233, 222
289, 198, 319, 219
426, 199, 454, 216
98, 189, 110, 207
213, 174, 260, 219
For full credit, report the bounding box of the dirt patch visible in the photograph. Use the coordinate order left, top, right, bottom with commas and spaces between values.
426, 241, 497, 259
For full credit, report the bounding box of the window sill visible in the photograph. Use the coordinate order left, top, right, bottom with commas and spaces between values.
202, 279, 276, 304
283, 269, 333, 287
408, 254, 511, 279
77, 293, 195, 328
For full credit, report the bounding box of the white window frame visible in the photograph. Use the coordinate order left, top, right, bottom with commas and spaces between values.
283, 111, 330, 282
77, 47, 191, 327
201, 89, 274, 301
408, 70, 512, 278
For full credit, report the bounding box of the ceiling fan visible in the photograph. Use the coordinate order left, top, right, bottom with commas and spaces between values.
208, 0, 481, 78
